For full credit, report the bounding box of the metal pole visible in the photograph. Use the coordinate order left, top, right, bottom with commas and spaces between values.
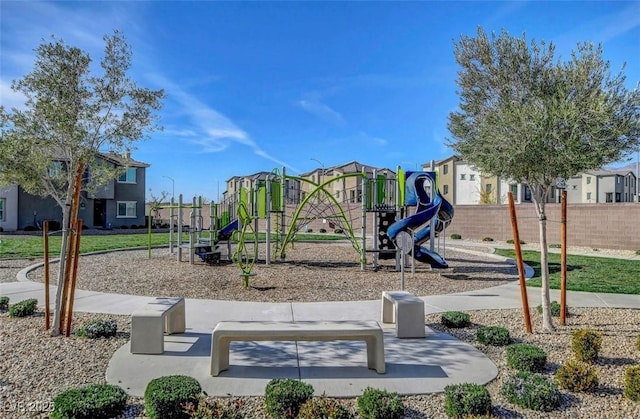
266, 176, 271, 266
560, 190, 568, 325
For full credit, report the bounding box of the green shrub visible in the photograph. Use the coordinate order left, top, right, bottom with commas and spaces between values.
571, 329, 602, 363
357, 387, 404, 419
319, 228, 327, 233
52, 383, 127, 419
506, 344, 547, 373
636, 249, 640, 256
554, 359, 598, 392
506, 239, 525, 244
536, 301, 567, 317
8, 298, 38, 317
297, 396, 353, 419
183, 398, 245, 419
144, 375, 202, 419
306, 228, 313, 233
264, 378, 313, 419
482, 237, 494, 242
500, 371, 562, 412
636, 334, 640, 351
334, 228, 344, 234
549, 243, 561, 248
0, 296, 9, 310
476, 326, 511, 346
623, 365, 640, 402
23, 225, 38, 232
76, 319, 118, 339
443, 383, 492, 418
441, 311, 471, 328
450, 233, 462, 240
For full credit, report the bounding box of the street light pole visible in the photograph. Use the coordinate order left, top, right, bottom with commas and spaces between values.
310, 158, 324, 185
162, 175, 175, 202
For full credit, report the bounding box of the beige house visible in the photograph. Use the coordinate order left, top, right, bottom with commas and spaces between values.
566, 170, 636, 203
299, 161, 395, 205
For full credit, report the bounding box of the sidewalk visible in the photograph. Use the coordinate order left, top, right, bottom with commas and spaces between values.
2, 244, 638, 397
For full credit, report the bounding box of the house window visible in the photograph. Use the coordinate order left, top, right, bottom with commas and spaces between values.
606, 193, 613, 203
616, 192, 621, 202
587, 192, 592, 201
117, 201, 137, 218
485, 184, 492, 193
460, 174, 466, 180
524, 186, 532, 201
617, 176, 621, 184
443, 164, 449, 175
350, 190, 355, 203
118, 168, 137, 183
0, 198, 5, 221
586, 176, 591, 184
572, 185, 577, 190
470, 174, 476, 181
510, 184, 518, 195
48, 161, 64, 177
443, 184, 449, 194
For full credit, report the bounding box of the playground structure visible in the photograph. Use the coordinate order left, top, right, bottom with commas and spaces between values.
148, 166, 455, 280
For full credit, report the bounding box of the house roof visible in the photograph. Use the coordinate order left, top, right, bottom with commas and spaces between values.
586, 169, 636, 178
100, 152, 150, 168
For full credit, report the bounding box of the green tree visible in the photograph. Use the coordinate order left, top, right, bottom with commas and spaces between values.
447, 28, 639, 331
0, 31, 164, 335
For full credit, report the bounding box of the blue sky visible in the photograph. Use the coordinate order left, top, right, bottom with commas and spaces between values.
1, 1, 639, 201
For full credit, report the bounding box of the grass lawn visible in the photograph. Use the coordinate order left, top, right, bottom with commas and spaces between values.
494, 249, 640, 295
0, 231, 346, 259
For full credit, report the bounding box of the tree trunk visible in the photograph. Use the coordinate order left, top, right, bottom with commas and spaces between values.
50, 202, 71, 336
537, 214, 554, 331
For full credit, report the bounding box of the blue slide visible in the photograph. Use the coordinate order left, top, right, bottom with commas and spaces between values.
218, 219, 239, 241
386, 172, 451, 269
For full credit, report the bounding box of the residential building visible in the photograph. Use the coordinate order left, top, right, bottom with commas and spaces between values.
299, 161, 396, 205
0, 154, 149, 231
224, 171, 301, 204
566, 170, 637, 203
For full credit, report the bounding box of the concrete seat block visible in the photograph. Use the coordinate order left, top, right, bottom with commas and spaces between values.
130, 297, 185, 354
381, 291, 425, 338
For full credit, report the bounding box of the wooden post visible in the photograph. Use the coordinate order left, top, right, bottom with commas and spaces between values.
65, 219, 83, 337
60, 162, 84, 334
560, 190, 568, 325
43, 221, 50, 330
508, 192, 533, 334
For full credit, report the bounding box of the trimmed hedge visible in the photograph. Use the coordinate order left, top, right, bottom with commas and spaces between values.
444, 383, 492, 418
554, 359, 598, 392
476, 326, 511, 346
9, 298, 38, 317
441, 311, 471, 328
501, 371, 562, 412
357, 387, 404, 419
52, 383, 127, 419
506, 344, 547, 373
264, 378, 313, 419
144, 375, 202, 419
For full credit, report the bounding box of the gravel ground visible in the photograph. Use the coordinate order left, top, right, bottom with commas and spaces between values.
1, 242, 639, 418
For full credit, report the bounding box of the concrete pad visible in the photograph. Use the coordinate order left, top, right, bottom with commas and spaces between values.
106, 326, 498, 398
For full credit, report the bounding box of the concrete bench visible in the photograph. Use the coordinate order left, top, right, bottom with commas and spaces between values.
381, 291, 425, 338
210, 320, 385, 376
130, 297, 186, 354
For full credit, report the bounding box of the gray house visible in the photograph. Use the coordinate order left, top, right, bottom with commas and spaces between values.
1, 153, 149, 231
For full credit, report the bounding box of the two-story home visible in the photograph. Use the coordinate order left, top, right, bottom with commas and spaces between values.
224, 171, 301, 205
299, 161, 396, 205
565, 170, 636, 203
0, 153, 149, 231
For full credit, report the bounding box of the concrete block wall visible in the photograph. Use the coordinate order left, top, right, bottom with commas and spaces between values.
447, 203, 640, 250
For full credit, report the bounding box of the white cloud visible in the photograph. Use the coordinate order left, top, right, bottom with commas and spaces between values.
296, 99, 346, 126
149, 73, 300, 172
0, 80, 27, 109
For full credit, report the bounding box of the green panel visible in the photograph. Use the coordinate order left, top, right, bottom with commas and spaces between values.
376, 174, 386, 204
257, 186, 267, 218
398, 168, 406, 205
240, 188, 249, 209
221, 210, 230, 226
270, 181, 282, 211
365, 180, 373, 209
